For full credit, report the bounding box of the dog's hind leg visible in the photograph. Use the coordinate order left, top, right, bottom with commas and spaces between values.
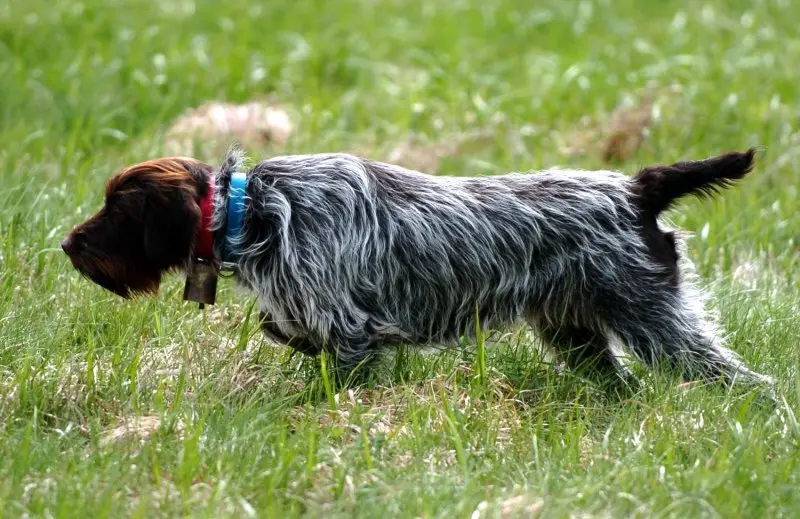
599, 285, 773, 386
530, 316, 632, 387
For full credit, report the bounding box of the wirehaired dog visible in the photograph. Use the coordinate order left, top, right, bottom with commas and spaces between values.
62, 149, 773, 387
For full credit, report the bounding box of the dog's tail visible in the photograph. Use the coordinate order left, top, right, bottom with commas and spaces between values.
632, 148, 756, 217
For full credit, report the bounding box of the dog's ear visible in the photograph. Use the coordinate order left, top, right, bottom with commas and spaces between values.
142, 184, 200, 269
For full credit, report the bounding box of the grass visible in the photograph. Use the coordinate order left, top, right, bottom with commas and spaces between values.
0, 0, 798, 517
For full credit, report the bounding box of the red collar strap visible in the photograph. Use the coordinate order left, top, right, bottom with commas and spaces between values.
196, 183, 215, 260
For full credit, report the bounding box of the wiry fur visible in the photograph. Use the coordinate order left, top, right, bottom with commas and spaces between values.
63, 149, 773, 387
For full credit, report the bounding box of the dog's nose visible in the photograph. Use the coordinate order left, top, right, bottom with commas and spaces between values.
61, 236, 74, 255
61, 235, 82, 255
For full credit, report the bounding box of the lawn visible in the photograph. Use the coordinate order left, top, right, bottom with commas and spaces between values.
0, 0, 798, 517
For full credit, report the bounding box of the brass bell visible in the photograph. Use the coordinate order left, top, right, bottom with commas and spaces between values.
183, 258, 218, 309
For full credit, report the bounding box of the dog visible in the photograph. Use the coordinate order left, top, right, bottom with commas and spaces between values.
61, 148, 773, 387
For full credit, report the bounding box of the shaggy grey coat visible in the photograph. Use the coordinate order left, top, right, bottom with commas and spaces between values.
208, 149, 771, 386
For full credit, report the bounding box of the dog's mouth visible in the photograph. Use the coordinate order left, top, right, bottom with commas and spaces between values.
65, 252, 133, 299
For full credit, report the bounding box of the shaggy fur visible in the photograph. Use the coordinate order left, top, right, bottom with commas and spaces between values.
63, 149, 773, 386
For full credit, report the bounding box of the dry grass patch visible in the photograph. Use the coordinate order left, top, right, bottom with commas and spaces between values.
290, 372, 530, 457
382, 129, 497, 172
162, 101, 294, 160
558, 84, 683, 164
728, 249, 789, 293
100, 414, 185, 446
350, 126, 518, 173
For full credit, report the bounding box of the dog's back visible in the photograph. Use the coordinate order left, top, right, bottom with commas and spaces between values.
241, 154, 652, 347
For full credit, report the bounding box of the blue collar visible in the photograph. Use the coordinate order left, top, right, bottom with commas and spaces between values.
222, 171, 248, 264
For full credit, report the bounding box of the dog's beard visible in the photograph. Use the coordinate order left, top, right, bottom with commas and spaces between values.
84, 271, 131, 298
68, 250, 148, 298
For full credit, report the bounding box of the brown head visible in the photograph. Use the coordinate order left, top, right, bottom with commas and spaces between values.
62, 157, 213, 298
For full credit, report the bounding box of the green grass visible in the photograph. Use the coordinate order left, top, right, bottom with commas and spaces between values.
1, 0, 799, 517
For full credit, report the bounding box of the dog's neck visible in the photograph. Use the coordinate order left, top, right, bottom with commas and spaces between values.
183, 169, 248, 309
183, 180, 218, 309
220, 171, 248, 264
195, 181, 215, 261
194, 171, 247, 263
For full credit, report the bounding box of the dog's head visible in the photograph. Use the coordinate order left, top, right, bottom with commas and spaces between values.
62, 157, 213, 298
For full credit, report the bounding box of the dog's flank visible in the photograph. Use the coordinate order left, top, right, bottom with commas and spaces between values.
62, 150, 772, 387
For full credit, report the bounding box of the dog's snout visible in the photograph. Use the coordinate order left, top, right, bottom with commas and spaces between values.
61, 234, 84, 256
61, 236, 74, 255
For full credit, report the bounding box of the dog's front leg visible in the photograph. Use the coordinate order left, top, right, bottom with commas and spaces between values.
258, 311, 322, 356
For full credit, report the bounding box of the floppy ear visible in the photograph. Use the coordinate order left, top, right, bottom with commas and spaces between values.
142, 184, 201, 270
